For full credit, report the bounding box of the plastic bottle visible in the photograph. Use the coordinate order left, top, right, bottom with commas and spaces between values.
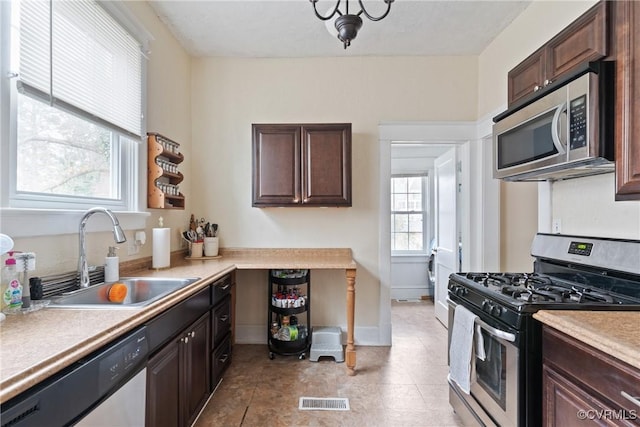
2, 252, 23, 311
104, 246, 119, 282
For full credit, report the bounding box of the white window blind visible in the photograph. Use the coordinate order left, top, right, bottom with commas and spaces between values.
18, 0, 142, 137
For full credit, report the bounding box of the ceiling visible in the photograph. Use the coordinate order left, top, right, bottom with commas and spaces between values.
148, 0, 531, 58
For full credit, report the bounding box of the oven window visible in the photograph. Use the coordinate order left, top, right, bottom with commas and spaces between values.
476, 332, 507, 410
497, 109, 559, 169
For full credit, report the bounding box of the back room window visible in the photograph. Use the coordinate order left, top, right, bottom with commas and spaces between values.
391, 175, 428, 254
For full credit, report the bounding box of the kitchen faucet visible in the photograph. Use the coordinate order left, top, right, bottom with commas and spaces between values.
78, 207, 127, 288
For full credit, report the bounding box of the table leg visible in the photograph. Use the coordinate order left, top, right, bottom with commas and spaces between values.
345, 268, 356, 376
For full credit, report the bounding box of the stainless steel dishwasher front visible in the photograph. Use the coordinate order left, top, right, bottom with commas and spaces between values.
75, 368, 146, 426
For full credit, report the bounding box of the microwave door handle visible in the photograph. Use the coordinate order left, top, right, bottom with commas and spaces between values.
551, 102, 567, 155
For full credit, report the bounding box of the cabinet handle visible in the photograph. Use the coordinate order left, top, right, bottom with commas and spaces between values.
218, 354, 229, 364
544, 79, 552, 86
220, 315, 229, 322
220, 283, 230, 291
184, 336, 189, 344
190, 331, 195, 338
533, 85, 541, 92
621, 391, 640, 408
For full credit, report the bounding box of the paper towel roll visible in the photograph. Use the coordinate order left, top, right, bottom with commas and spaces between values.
152, 228, 170, 269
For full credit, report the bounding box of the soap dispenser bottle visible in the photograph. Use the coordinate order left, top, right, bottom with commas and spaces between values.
104, 246, 119, 282
2, 252, 23, 311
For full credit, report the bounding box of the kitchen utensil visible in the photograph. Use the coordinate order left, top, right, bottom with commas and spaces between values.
212, 224, 218, 237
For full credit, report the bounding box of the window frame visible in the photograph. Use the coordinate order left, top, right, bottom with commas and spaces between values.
390, 173, 429, 256
0, 0, 152, 237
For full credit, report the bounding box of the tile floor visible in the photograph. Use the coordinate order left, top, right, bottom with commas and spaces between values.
195, 300, 465, 427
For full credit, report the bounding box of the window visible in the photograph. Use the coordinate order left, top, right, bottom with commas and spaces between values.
2, 0, 146, 211
391, 175, 428, 254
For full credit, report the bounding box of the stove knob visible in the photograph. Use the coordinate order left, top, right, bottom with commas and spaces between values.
491, 306, 503, 317
481, 300, 491, 312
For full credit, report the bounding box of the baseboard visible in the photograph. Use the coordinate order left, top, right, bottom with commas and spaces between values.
235, 325, 385, 346
390, 288, 433, 300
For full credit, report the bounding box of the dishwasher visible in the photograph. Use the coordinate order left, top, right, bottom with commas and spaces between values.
1, 326, 149, 427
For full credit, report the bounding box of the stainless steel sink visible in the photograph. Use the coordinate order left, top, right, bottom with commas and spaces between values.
48, 277, 200, 309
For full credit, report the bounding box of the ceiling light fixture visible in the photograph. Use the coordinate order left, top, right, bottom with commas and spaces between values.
310, 0, 394, 49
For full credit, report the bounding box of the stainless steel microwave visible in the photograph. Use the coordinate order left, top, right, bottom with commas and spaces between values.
493, 63, 615, 181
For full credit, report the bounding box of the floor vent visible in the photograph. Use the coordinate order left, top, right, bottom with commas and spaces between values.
298, 397, 350, 411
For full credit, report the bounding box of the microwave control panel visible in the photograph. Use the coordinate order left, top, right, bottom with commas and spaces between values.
569, 95, 587, 150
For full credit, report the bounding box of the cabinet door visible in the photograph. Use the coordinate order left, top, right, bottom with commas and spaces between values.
252, 124, 301, 206
546, 1, 609, 81
614, 0, 640, 200
507, 1, 609, 107
146, 341, 181, 427
185, 313, 211, 427
301, 124, 352, 206
508, 47, 546, 106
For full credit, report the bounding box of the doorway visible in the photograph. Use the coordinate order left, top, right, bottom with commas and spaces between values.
378, 122, 498, 343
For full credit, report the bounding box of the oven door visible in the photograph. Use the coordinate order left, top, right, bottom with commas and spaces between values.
448, 298, 519, 427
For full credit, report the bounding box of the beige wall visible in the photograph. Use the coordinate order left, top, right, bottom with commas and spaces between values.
5, 2, 192, 275
190, 56, 478, 336
552, 174, 640, 239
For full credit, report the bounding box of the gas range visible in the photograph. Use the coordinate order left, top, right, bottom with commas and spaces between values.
449, 234, 640, 328
447, 234, 640, 427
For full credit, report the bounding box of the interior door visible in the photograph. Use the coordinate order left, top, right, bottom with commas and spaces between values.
434, 147, 459, 327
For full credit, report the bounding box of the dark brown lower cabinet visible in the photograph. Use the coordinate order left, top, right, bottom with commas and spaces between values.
542, 326, 640, 427
147, 312, 211, 427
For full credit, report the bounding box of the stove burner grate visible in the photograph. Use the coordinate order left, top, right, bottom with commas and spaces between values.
456, 272, 628, 305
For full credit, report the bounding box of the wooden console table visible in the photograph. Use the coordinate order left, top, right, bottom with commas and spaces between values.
221, 248, 358, 375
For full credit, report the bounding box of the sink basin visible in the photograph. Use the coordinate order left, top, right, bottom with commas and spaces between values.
48, 277, 200, 309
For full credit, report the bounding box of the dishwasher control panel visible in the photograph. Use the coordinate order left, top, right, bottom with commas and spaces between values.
98, 328, 149, 396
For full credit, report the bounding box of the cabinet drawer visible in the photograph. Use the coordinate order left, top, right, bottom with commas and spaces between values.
212, 334, 232, 387
543, 327, 640, 416
212, 274, 232, 306
212, 296, 231, 347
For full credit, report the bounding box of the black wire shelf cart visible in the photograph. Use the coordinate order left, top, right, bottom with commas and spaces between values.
267, 269, 310, 360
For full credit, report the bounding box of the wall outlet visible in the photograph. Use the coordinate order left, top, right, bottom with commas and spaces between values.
552, 219, 562, 234
128, 239, 140, 255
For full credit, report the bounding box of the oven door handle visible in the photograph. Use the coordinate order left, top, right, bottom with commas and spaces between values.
447, 297, 516, 343
475, 318, 516, 343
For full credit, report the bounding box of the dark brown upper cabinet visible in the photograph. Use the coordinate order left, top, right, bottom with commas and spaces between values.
252, 123, 352, 207
508, 1, 609, 106
613, 0, 640, 200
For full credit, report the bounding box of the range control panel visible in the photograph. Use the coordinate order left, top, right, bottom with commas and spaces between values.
568, 241, 593, 257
